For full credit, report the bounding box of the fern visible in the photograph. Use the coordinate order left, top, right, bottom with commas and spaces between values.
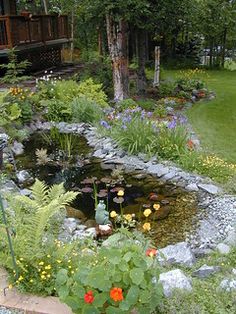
0, 180, 78, 261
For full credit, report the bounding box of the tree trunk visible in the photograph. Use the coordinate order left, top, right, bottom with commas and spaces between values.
209, 39, 214, 67
106, 14, 129, 102
70, 10, 74, 62
42, 0, 48, 14
137, 28, 147, 95
98, 27, 103, 58
221, 28, 227, 68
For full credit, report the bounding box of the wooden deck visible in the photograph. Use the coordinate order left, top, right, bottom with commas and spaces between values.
0, 14, 69, 52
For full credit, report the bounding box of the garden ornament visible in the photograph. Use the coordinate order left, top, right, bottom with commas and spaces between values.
95, 200, 111, 225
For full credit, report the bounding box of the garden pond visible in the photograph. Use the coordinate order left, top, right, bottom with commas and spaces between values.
15, 131, 199, 248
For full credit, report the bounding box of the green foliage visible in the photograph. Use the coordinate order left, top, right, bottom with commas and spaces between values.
179, 151, 236, 183
107, 116, 156, 155
44, 99, 72, 122
71, 97, 103, 123
153, 105, 168, 118
157, 81, 176, 98
56, 229, 162, 314
0, 180, 79, 295
137, 99, 156, 111
76, 78, 108, 108
117, 98, 138, 109
0, 49, 31, 84
153, 125, 188, 161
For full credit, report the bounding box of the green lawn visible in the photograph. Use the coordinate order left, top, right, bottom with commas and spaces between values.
164, 70, 236, 164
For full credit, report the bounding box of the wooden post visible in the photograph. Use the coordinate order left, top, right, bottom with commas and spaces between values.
153, 46, 160, 87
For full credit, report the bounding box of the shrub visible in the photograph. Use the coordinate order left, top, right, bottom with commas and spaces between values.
117, 98, 138, 110
71, 97, 103, 123
157, 81, 176, 98
44, 99, 72, 122
56, 230, 162, 314
137, 99, 156, 111
77, 78, 108, 108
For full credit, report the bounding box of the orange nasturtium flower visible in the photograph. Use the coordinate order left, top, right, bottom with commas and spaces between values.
110, 287, 124, 302
84, 290, 95, 304
146, 248, 158, 257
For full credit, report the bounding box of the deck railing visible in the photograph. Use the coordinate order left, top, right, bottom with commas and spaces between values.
0, 14, 69, 49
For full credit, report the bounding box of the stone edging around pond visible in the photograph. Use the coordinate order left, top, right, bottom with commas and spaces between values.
26, 120, 236, 253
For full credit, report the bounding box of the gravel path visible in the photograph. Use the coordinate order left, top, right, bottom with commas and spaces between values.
0, 307, 23, 314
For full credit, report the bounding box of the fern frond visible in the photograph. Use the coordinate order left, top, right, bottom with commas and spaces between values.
30, 179, 48, 206
46, 183, 65, 204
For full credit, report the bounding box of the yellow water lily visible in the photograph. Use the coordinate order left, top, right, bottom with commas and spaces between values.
110, 211, 118, 218
143, 208, 152, 217
124, 214, 132, 222
142, 222, 151, 232
117, 190, 124, 197
153, 203, 160, 211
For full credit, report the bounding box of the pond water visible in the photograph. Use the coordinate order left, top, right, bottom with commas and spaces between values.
15, 131, 199, 248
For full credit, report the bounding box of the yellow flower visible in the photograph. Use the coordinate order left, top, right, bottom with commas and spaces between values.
47, 255, 51, 258
18, 275, 24, 281
41, 275, 46, 280
19, 257, 24, 261
71, 270, 75, 274
41, 271, 47, 275
143, 222, 151, 232
57, 260, 62, 264
117, 190, 124, 197
45, 265, 51, 270
125, 214, 132, 222
68, 265, 72, 269
110, 211, 118, 218
8, 284, 13, 290
30, 279, 34, 283
143, 208, 152, 217
153, 204, 160, 211
47, 274, 51, 278
38, 261, 44, 266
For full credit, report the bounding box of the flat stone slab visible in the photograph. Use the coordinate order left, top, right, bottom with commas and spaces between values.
192, 264, 221, 278
159, 269, 192, 297
0, 268, 71, 314
198, 184, 219, 195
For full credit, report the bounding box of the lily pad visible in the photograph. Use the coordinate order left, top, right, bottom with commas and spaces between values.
113, 197, 124, 204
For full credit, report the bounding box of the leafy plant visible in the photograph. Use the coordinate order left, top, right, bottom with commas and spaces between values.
157, 81, 176, 98
0, 48, 31, 84
56, 229, 162, 314
71, 96, 103, 123
44, 99, 72, 122
108, 116, 156, 155
154, 125, 188, 161
0, 180, 79, 295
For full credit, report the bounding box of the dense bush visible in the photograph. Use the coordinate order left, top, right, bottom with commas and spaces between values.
71, 97, 103, 123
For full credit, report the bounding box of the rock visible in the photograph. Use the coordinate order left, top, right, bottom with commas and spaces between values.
16, 170, 33, 184
216, 243, 231, 254
84, 219, 97, 228
63, 218, 79, 234
0, 180, 19, 193
232, 269, 236, 276
186, 183, 199, 192
192, 264, 221, 278
157, 242, 195, 267
19, 188, 32, 196
159, 269, 192, 297
147, 164, 169, 177
11, 141, 24, 156
224, 229, 236, 247
198, 183, 219, 195
219, 279, 236, 292
152, 206, 172, 220
66, 207, 86, 220
100, 162, 115, 170
163, 171, 177, 180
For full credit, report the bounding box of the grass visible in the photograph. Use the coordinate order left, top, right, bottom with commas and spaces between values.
163, 69, 236, 164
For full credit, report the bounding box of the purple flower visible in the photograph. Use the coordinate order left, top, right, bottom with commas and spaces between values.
179, 115, 187, 124
167, 120, 177, 129
100, 120, 111, 129
146, 112, 153, 118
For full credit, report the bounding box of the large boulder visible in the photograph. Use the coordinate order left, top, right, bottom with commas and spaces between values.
157, 242, 195, 267
159, 269, 192, 297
